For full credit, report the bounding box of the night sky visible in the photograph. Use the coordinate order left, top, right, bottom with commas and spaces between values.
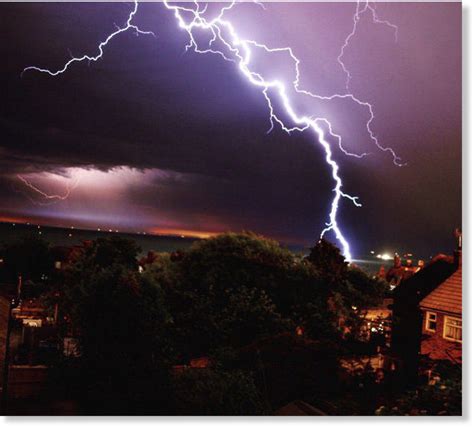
0, 1, 461, 258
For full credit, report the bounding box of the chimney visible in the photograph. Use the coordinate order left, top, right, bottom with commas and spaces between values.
394, 254, 401, 268
454, 228, 462, 268
17, 274, 22, 302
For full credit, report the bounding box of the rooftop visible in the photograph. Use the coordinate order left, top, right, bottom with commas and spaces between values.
420, 260, 462, 315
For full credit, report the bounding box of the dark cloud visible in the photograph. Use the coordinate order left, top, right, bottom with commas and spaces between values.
0, 2, 461, 257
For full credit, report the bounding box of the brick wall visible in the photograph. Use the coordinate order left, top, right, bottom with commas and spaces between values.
421, 310, 462, 362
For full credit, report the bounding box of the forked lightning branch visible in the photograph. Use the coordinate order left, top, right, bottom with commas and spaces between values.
21, 0, 404, 261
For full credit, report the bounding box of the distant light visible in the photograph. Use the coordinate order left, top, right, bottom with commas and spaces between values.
380, 253, 392, 261
370, 250, 375, 255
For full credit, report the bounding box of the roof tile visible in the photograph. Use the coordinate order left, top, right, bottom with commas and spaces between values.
420, 268, 462, 314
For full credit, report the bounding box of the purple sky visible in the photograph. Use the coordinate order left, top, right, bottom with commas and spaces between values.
0, 1, 461, 257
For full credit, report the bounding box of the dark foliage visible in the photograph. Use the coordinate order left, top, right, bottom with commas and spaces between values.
171, 368, 266, 415
0, 234, 53, 285
4, 232, 404, 415
376, 361, 462, 416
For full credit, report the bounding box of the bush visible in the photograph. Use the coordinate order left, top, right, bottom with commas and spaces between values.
171, 369, 266, 415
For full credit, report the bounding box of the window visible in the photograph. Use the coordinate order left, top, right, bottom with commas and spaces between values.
22, 318, 42, 328
443, 317, 462, 342
425, 312, 437, 332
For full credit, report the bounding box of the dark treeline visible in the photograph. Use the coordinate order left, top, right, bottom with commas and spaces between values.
0, 233, 460, 415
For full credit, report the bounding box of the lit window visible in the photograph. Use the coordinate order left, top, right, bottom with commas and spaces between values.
23, 319, 42, 328
443, 317, 462, 342
425, 312, 437, 332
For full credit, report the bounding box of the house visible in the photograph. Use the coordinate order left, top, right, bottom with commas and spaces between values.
390, 236, 461, 384
274, 400, 327, 416
419, 252, 462, 363
359, 298, 393, 345
1, 279, 58, 403
172, 356, 212, 373
385, 254, 424, 289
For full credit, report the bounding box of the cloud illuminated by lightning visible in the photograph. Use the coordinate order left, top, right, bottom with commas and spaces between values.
21, 0, 404, 261
16, 174, 79, 206
18, 0, 155, 206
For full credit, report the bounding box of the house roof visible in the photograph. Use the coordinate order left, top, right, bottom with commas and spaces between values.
420, 265, 462, 315
274, 400, 327, 416
392, 255, 456, 309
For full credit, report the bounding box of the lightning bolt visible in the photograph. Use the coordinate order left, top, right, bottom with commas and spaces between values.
16, 174, 79, 206
21, 0, 404, 261
338, 0, 398, 92
18, 0, 155, 205
22, 1, 155, 77
337, 0, 402, 165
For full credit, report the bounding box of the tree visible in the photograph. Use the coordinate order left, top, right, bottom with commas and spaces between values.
233, 333, 341, 410
58, 237, 173, 413
0, 235, 53, 283
375, 370, 461, 416
171, 369, 266, 415
306, 239, 388, 341
307, 238, 348, 281
145, 233, 321, 359
77, 235, 141, 270
345, 267, 387, 309
143, 233, 361, 360
0, 235, 54, 300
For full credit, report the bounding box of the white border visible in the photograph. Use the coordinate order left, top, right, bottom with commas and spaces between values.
0, 0, 470, 425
